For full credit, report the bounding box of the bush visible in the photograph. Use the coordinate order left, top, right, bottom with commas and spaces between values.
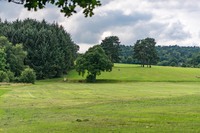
0, 71, 9, 82
20, 68, 36, 84
7, 71, 15, 82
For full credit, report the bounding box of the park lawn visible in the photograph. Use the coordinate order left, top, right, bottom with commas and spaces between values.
0, 81, 200, 132
67, 64, 200, 82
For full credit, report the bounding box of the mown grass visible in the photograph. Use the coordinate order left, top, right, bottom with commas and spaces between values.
67, 64, 200, 82
0, 82, 200, 132
0, 64, 200, 132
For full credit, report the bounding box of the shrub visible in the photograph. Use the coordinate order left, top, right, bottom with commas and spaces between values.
20, 68, 36, 84
7, 71, 15, 82
0, 71, 9, 82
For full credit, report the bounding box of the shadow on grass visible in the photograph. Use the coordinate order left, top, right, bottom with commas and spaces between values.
63, 79, 200, 84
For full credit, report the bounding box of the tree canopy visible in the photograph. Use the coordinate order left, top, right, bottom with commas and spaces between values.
7, 0, 101, 17
0, 36, 37, 83
100, 36, 121, 63
133, 38, 158, 67
76, 45, 113, 82
0, 36, 27, 76
0, 19, 78, 79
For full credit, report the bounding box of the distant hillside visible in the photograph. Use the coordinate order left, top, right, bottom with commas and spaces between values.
119, 45, 200, 67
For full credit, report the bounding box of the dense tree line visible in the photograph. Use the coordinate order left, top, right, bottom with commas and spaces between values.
0, 19, 78, 79
157, 45, 200, 67
119, 45, 200, 67
0, 36, 36, 83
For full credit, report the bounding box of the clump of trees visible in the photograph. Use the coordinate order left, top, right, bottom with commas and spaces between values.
75, 36, 121, 82
76, 45, 113, 82
0, 19, 78, 79
133, 38, 158, 67
0, 36, 36, 83
100, 36, 121, 63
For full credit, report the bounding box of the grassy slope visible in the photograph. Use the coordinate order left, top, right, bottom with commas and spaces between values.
0, 64, 200, 132
67, 64, 200, 82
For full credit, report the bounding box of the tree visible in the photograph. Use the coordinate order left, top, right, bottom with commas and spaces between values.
0, 36, 27, 76
100, 36, 121, 63
133, 37, 158, 67
0, 19, 78, 79
191, 53, 200, 67
76, 45, 113, 82
20, 68, 36, 84
0, 48, 7, 71
7, 0, 101, 17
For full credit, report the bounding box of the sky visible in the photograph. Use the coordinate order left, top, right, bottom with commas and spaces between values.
0, 0, 200, 53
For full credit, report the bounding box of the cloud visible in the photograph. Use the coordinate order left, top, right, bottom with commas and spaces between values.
63, 10, 153, 44
0, 0, 200, 52
0, 2, 23, 21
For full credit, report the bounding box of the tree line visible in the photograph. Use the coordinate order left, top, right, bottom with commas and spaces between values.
1, 18, 198, 83
119, 45, 200, 67
0, 19, 78, 81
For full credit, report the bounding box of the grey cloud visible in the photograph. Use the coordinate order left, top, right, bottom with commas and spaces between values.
71, 10, 153, 44
163, 22, 191, 41
0, 0, 198, 49
0, 2, 23, 20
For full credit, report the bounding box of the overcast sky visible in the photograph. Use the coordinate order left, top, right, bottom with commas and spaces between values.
1, 0, 200, 52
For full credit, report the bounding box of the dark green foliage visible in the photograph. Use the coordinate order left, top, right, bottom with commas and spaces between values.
7, 70, 15, 82
133, 38, 158, 67
0, 36, 27, 76
0, 19, 78, 79
156, 45, 200, 67
0, 48, 7, 71
119, 45, 136, 64
100, 36, 121, 63
119, 45, 200, 67
6, 44, 27, 76
190, 53, 200, 67
0, 71, 9, 82
20, 68, 36, 84
76, 45, 113, 82
8, 0, 101, 17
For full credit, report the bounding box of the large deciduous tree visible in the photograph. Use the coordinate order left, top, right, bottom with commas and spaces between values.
7, 0, 101, 17
76, 45, 113, 82
133, 37, 158, 68
100, 36, 121, 63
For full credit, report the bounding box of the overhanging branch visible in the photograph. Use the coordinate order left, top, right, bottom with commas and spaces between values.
8, 0, 24, 4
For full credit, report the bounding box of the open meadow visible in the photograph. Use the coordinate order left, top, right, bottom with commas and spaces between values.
0, 64, 200, 132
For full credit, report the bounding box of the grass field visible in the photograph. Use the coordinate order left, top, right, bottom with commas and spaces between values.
67, 64, 200, 82
0, 64, 200, 132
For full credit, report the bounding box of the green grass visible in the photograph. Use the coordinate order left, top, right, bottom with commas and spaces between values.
0, 89, 10, 97
0, 82, 200, 132
67, 64, 200, 82
0, 64, 200, 132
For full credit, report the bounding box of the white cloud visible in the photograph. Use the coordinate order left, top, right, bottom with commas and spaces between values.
100, 31, 112, 41
1, 0, 200, 52
78, 43, 93, 53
